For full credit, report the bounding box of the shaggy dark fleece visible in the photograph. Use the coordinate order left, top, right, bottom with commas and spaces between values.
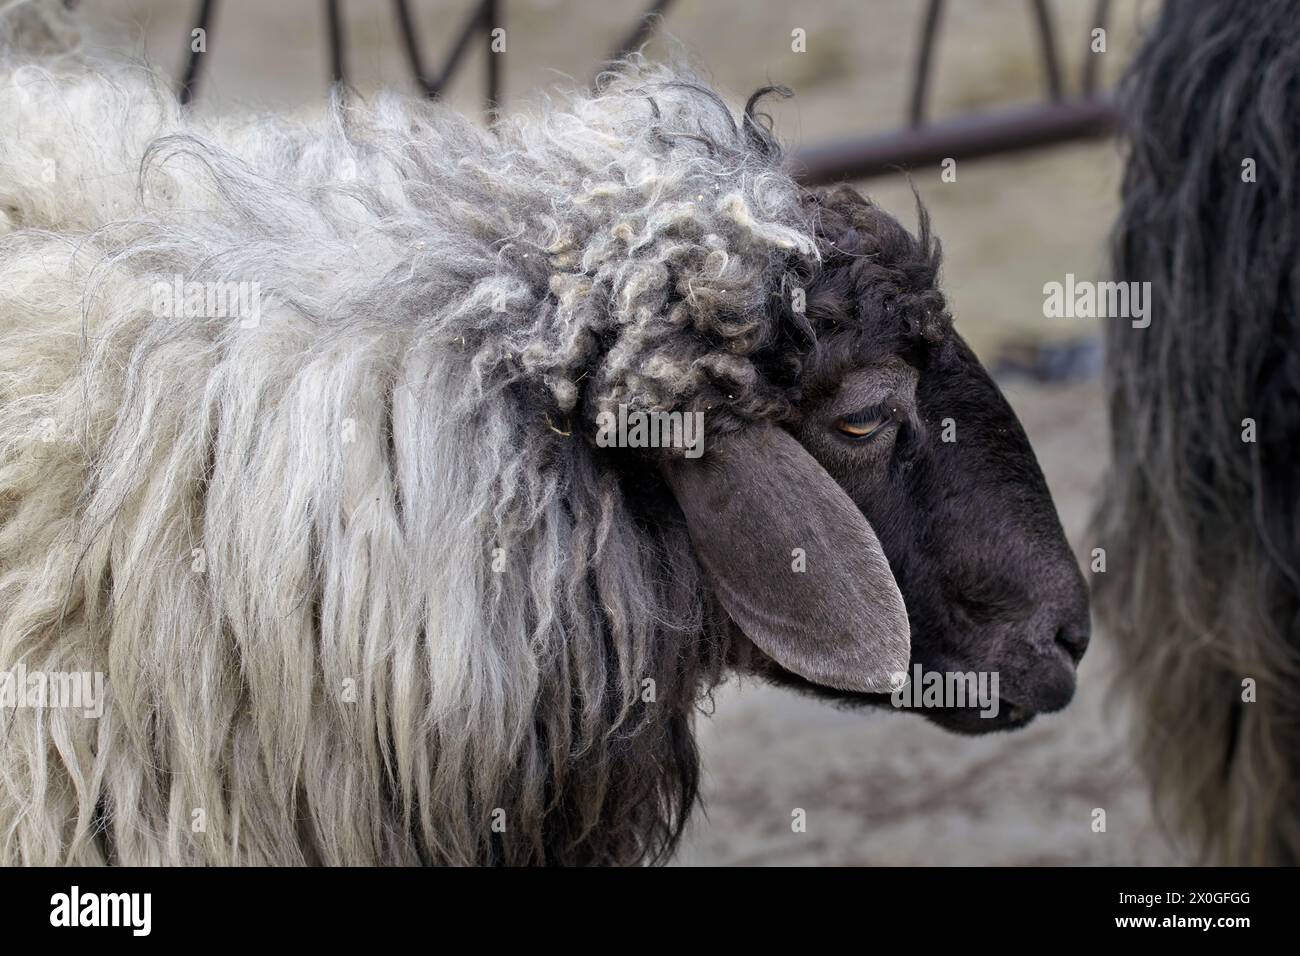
1095, 0, 1300, 864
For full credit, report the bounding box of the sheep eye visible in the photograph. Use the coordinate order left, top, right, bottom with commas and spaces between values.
835, 404, 895, 441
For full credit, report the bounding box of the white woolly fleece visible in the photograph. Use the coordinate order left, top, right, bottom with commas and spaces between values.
0, 3, 818, 863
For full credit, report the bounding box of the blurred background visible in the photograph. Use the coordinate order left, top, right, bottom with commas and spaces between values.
77, 0, 1175, 864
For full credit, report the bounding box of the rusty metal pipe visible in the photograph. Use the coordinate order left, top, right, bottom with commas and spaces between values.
792, 97, 1117, 185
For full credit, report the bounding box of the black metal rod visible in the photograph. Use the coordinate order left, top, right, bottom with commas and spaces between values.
394, 0, 435, 95
1082, 0, 1111, 95
178, 0, 218, 105
326, 0, 346, 87
602, 0, 674, 69
793, 97, 1117, 185
1029, 0, 1064, 102
908, 0, 945, 127
429, 0, 495, 96
484, 0, 500, 117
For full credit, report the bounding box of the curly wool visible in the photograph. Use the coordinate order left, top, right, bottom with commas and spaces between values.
0, 11, 820, 864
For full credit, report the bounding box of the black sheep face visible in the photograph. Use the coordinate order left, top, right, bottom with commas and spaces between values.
783, 331, 1090, 732
663, 186, 1089, 733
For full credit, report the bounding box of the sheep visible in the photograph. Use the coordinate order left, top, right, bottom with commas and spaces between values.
0, 1, 1089, 865
1094, 0, 1300, 866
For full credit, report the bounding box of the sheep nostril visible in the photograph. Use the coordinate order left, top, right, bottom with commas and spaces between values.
1054, 623, 1090, 664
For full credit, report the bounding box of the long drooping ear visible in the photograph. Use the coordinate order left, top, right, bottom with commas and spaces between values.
663, 425, 909, 693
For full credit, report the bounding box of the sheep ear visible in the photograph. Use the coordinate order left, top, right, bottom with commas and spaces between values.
663, 425, 910, 693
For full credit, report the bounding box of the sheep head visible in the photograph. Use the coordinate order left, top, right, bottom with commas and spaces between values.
640, 182, 1091, 733
561, 75, 1090, 732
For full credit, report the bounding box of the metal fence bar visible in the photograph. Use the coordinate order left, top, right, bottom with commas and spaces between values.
394, 0, 435, 95
601, 0, 675, 71
1029, 0, 1064, 101
485, 0, 500, 117
178, 0, 218, 105
179, 0, 1119, 181
1082, 0, 1112, 95
429, 0, 494, 95
793, 97, 1117, 185
908, 0, 945, 127
326, 0, 346, 86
